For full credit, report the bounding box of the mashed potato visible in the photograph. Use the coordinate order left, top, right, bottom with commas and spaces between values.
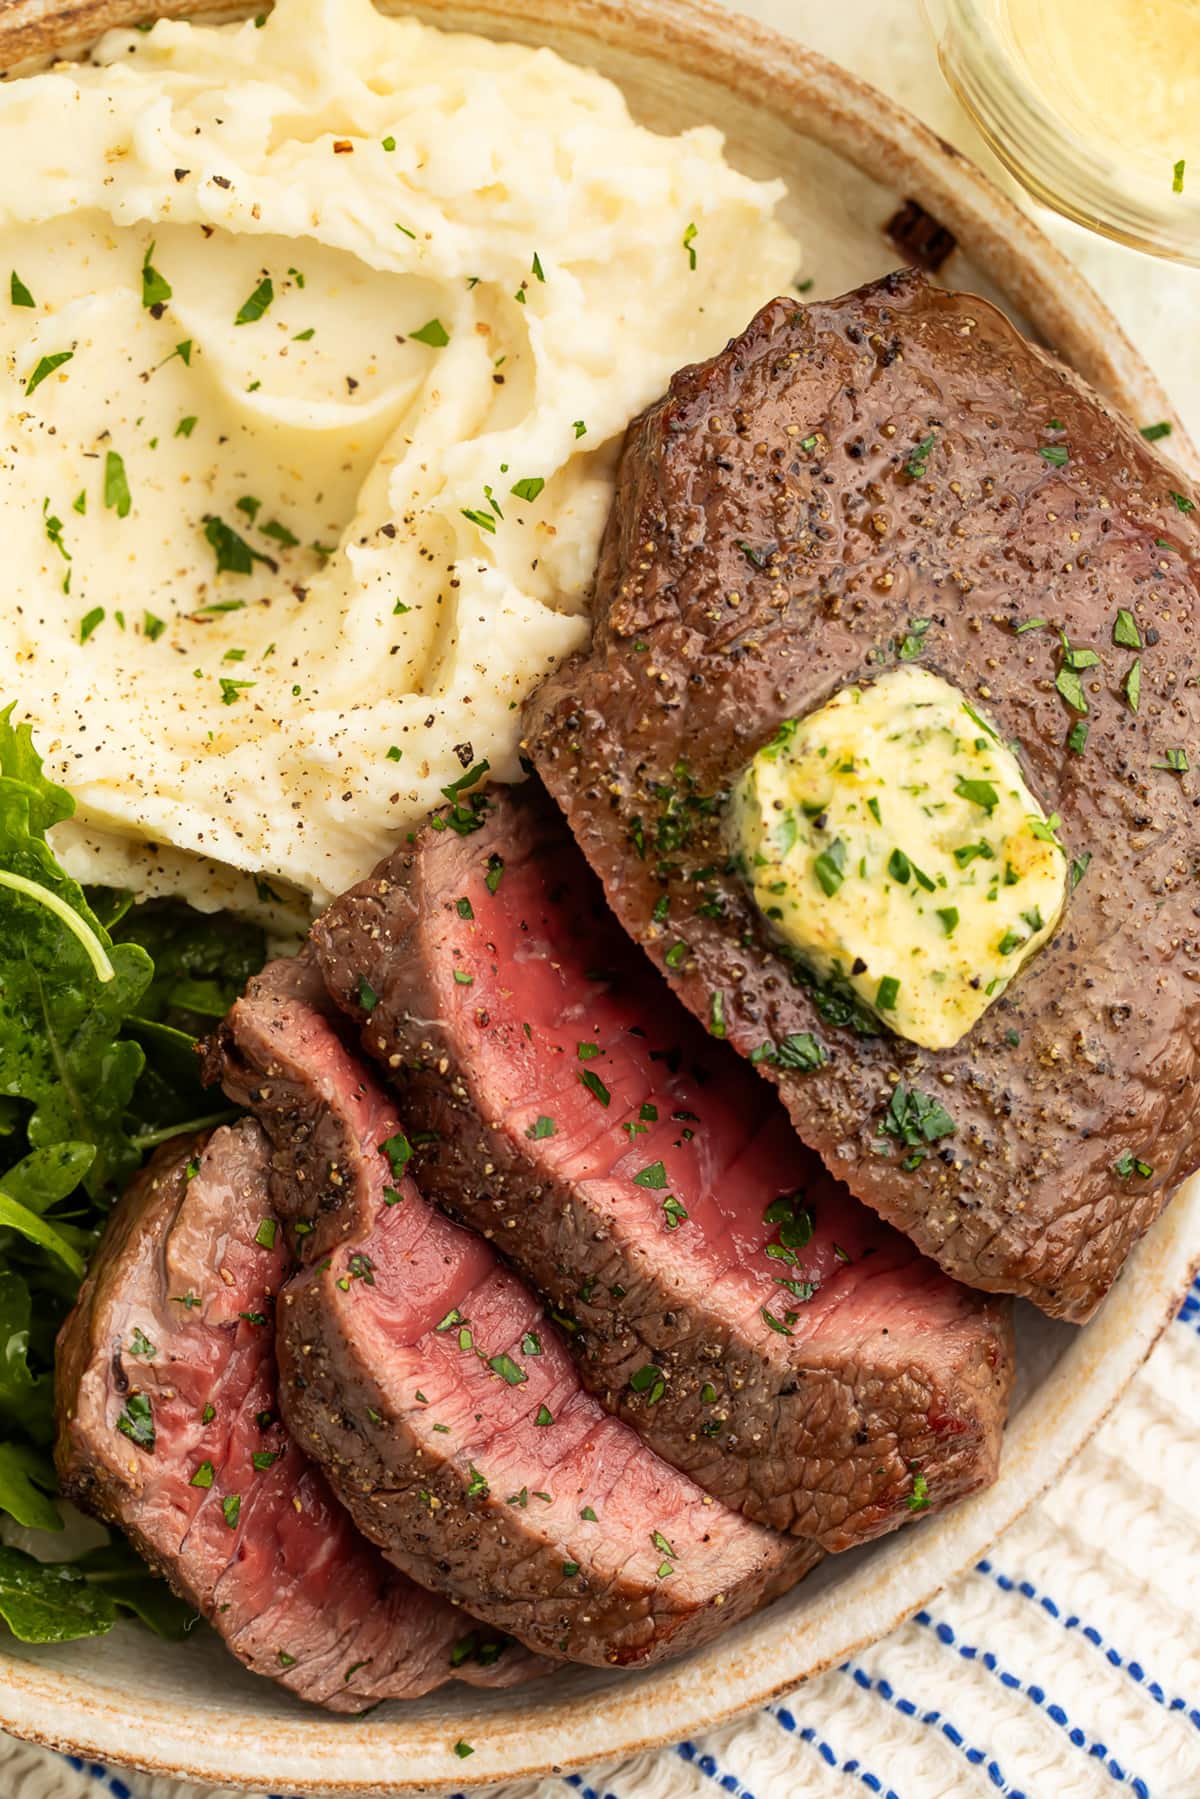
0, 0, 799, 911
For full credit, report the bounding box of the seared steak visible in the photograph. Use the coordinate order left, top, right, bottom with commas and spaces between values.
308, 784, 1012, 1546
524, 268, 1200, 1322
209, 965, 815, 1667
55, 1123, 537, 1710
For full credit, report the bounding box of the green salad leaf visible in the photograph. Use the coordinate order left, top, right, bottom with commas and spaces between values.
0, 1542, 194, 1642
0, 703, 262, 1643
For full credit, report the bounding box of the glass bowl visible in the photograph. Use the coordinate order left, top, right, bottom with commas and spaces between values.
923, 0, 1200, 264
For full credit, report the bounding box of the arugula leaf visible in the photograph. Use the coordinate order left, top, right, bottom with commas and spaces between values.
72, 1542, 194, 1639
0, 1143, 95, 1215
0, 1273, 49, 1439
0, 1441, 62, 1532
0, 1545, 118, 1642
0, 708, 152, 1194
0, 1191, 84, 1276
114, 902, 265, 1029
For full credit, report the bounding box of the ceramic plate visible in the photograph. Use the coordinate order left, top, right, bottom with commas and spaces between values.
0, 1, 1196, 1790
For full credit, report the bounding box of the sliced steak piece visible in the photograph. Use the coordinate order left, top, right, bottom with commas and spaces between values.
307, 784, 1013, 1548
55, 1122, 538, 1710
208, 968, 815, 1667
524, 268, 1200, 1323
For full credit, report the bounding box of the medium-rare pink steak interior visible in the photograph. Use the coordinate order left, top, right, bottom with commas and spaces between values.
209, 961, 816, 1668
524, 267, 1200, 1324
54, 1121, 539, 1710
307, 781, 1013, 1547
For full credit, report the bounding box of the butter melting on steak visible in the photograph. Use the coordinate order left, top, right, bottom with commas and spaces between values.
54, 1122, 537, 1710
209, 961, 815, 1668
308, 783, 1012, 1547
525, 268, 1200, 1323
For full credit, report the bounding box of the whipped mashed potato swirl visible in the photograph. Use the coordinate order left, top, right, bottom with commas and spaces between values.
0, 0, 799, 910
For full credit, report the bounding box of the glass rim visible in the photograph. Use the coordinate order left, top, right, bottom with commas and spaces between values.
923, 0, 1200, 265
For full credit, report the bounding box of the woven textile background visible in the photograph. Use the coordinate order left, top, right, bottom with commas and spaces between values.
2, 1284, 1199, 1798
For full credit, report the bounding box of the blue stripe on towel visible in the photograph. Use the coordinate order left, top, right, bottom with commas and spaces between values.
678, 1737, 758, 1797
833, 1664, 1026, 1796
975, 1557, 1200, 1732
914, 1610, 1150, 1795
769, 1702, 904, 1798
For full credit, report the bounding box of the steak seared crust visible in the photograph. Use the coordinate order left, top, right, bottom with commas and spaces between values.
54, 1123, 537, 1710
309, 783, 1013, 1547
210, 967, 815, 1667
524, 269, 1200, 1322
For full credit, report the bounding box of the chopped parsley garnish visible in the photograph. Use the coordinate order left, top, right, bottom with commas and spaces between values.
203, 515, 276, 576
465, 1465, 489, 1497
453, 1742, 474, 1760
25, 350, 73, 395
103, 451, 131, 518
879, 1085, 956, 1168
452, 968, 473, 986
1013, 616, 1047, 634
1113, 1152, 1154, 1179
141, 241, 172, 310
1141, 421, 1172, 442
380, 1133, 413, 1179
1054, 664, 1088, 713
682, 222, 698, 270
633, 1160, 667, 1189
1038, 444, 1069, 467
579, 1069, 610, 1107
1113, 608, 1141, 649
1170, 490, 1195, 514
936, 906, 959, 935
662, 1195, 688, 1230
904, 435, 935, 480
526, 1115, 556, 1140
79, 607, 105, 645
252, 1450, 279, 1471
954, 775, 998, 814
906, 1472, 930, 1513
1153, 747, 1189, 772
629, 1363, 666, 1404
485, 853, 505, 893
876, 975, 900, 1010
118, 1394, 155, 1452
534, 1404, 553, 1427
510, 476, 545, 502
1067, 720, 1089, 755
254, 1218, 277, 1250
357, 974, 379, 1012
761, 1306, 794, 1337
1124, 659, 1142, 712
898, 617, 931, 660
409, 318, 450, 347
573, 419, 587, 438
218, 679, 255, 706
813, 836, 847, 896
234, 277, 274, 325
190, 1461, 214, 1489
488, 1353, 527, 1386
1174, 158, 1186, 194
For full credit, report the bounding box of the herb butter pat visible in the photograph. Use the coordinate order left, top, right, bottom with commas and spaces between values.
731, 666, 1067, 1049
